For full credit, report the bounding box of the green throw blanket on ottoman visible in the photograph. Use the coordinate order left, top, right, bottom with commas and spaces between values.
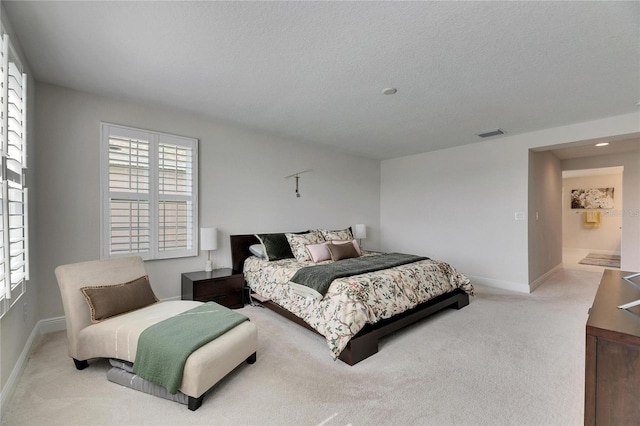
133, 302, 248, 394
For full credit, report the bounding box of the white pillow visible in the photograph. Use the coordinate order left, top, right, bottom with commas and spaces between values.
249, 244, 265, 259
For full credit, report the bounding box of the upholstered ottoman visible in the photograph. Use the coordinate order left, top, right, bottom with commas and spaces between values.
106, 318, 257, 410
178, 319, 257, 410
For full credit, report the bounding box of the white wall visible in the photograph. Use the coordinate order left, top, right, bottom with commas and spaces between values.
381, 137, 530, 292
562, 173, 623, 253
34, 83, 380, 320
528, 150, 563, 285
381, 112, 640, 293
562, 149, 640, 271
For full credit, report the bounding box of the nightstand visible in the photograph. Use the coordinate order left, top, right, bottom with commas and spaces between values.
181, 268, 244, 309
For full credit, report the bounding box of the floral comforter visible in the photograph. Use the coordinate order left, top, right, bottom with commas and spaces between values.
244, 252, 474, 359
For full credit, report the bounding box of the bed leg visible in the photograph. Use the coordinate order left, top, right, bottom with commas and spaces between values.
246, 352, 257, 364
453, 293, 470, 310
188, 395, 204, 411
339, 335, 379, 365
73, 358, 89, 370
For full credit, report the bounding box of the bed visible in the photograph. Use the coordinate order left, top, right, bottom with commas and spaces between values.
231, 230, 473, 365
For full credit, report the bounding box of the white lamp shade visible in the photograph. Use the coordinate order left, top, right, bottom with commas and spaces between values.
200, 227, 218, 251
354, 224, 366, 239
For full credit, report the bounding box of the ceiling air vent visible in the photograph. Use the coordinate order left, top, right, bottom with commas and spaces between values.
477, 128, 505, 138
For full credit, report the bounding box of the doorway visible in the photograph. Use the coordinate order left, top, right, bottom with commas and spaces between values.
528, 134, 640, 285
561, 166, 623, 272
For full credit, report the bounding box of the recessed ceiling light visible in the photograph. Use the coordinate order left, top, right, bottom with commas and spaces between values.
382, 88, 397, 95
595, 142, 609, 147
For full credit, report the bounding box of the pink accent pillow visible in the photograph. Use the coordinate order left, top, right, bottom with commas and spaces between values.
332, 239, 362, 255
305, 243, 332, 262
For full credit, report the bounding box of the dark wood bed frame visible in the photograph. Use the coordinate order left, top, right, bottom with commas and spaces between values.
231, 234, 469, 365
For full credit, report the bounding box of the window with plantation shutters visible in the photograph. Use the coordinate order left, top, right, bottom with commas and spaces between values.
0, 33, 29, 318
101, 124, 198, 260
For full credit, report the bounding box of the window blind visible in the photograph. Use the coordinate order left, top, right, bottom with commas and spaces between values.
107, 134, 151, 255
0, 33, 28, 316
101, 124, 198, 260
0, 34, 6, 302
158, 139, 193, 252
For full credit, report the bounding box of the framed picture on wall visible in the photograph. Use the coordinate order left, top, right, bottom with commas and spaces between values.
570, 187, 614, 209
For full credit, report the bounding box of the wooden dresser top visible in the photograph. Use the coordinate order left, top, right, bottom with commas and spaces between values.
587, 269, 640, 345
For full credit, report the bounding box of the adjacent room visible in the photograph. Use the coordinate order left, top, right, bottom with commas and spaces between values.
1, 1, 639, 425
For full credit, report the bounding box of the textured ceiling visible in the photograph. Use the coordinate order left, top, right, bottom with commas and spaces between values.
4, 1, 640, 160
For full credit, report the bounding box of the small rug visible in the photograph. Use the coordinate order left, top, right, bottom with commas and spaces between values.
579, 253, 621, 268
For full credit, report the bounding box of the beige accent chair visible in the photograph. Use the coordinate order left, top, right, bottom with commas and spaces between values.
55, 256, 258, 410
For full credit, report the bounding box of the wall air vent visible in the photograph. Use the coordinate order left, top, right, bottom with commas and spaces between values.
477, 128, 505, 138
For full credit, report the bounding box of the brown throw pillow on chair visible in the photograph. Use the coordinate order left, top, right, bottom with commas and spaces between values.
81, 275, 159, 323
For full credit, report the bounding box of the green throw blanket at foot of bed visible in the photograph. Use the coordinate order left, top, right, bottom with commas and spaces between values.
133, 302, 248, 394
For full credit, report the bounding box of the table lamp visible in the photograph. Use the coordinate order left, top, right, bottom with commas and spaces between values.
200, 227, 218, 272
354, 224, 366, 248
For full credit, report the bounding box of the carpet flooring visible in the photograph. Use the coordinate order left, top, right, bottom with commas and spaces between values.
578, 253, 621, 268
2, 269, 601, 426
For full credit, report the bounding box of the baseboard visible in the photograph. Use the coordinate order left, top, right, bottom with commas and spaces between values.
39, 315, 66, 334
1, 297, 182, 414
469, 263, 569, 294
1, 315, 67, 414
0, 319, 41, 415
592, 249, 621, 256
564, 247, 621, 257
467, 275, 531, 294
529, 263, 564, 292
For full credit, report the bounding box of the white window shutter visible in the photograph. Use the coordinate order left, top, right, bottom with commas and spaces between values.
101, 124, 198, 260
0, 32, 28, 317
0, 35, 7, 301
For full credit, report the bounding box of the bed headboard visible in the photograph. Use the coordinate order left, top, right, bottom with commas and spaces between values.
230, 234, 260, 274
